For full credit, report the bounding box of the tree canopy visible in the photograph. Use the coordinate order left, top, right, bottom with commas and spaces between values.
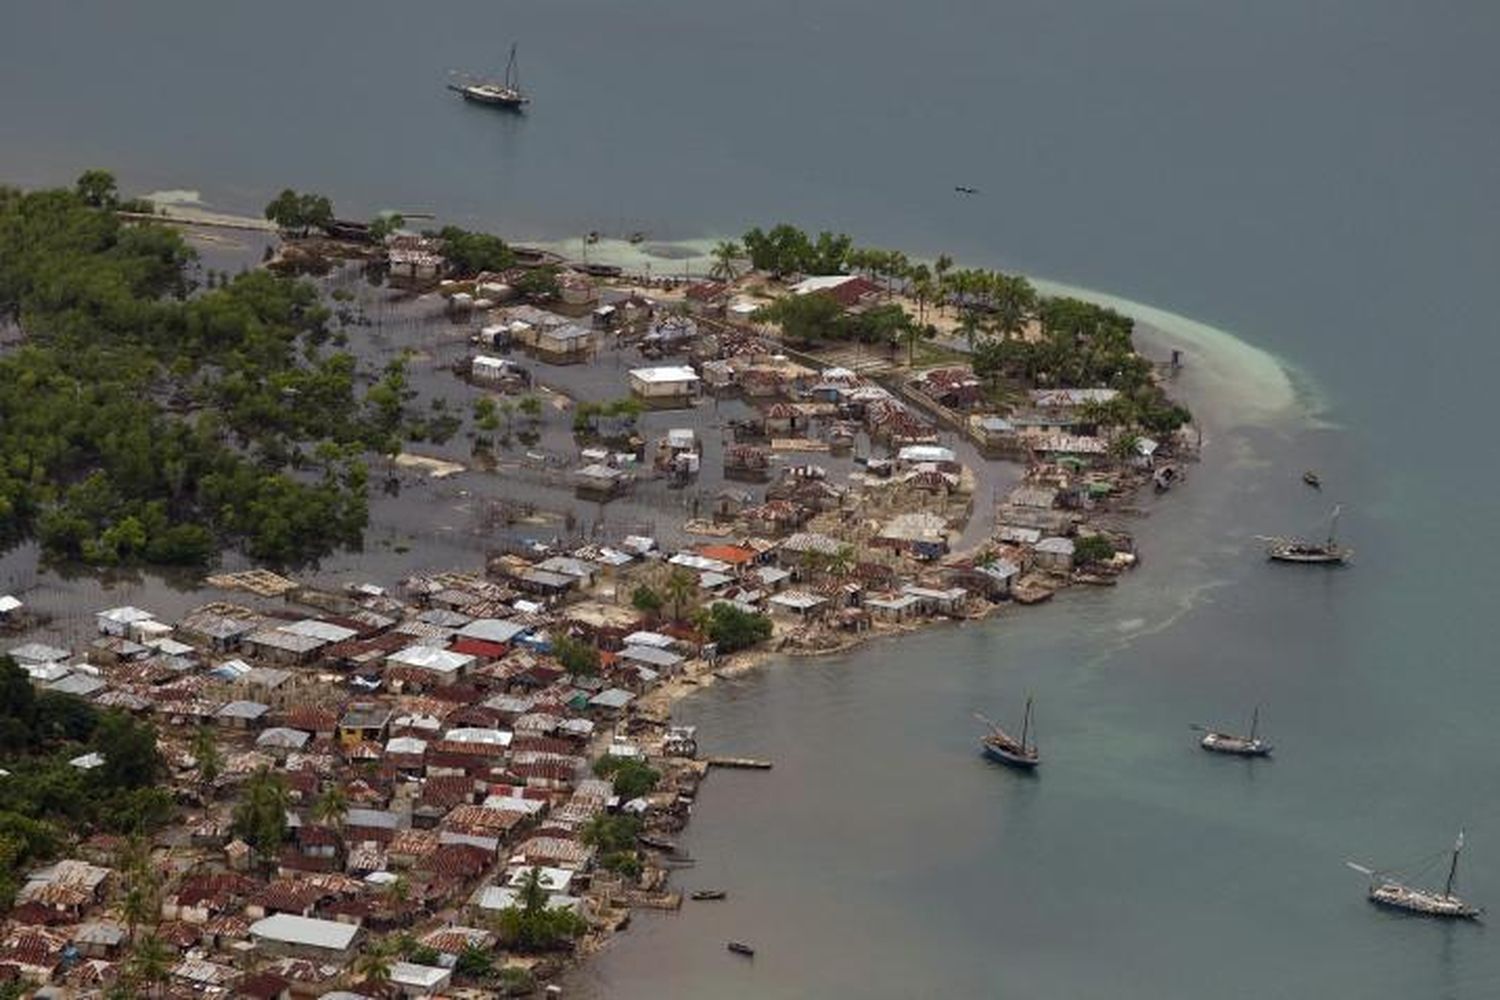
704, 603, 773, 653
0, 656, 167, 905
263, 188, 334, 236
0, 180, 412, 566
436, 225, 515, 276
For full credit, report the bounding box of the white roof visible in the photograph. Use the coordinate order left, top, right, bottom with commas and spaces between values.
1036, 536, 1077, 554
70, 752, 105, 770
668, 553, 731, 574
249, 913, 359, 951
282, 619, 359, 643
390, 962, 450, 989
770, 591, 828, 610
791, 274, 858, 295
445, 727, 512, 746
621, 630, 674, 649
386, 736, 428, 755
629, 365, 700, 384
0, 596, 21, 614
24, 662, 72, 683
9, 642, 69, 664
505, 866, 574, 892
589, 688, 636, 709
457, 618, 529, 644
256, 727, 311, 750
620, 645, 683, 668
388, 645, 475, 674
897, 445, 956, 464
1031, 388, 1120, 407
97, 606, 155, 625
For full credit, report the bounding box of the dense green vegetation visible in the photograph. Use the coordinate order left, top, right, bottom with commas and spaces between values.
513, 264, 561, 301
704, 603, 773, 653
1073, 534, 1116, 566
739, 223, 1190, 435
972, 298, 1192, 434
593, 755, 660, 800
232, 768, 290, 863
263, 188, 334, 236
0, 175, 424, 566
494, 866, 587, 952
0, 657, 168, 905
553, 633, 600, 676
435, 225, 516, 276
582, 813, 643, 878
741, 224, 854, 277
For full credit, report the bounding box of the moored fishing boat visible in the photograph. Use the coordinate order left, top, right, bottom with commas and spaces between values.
1192, 706, 1273, 757
1262, 504, 1351, 564
448, 43, 530, 109
976, 700, 1039, 770
1348, 831, 1483, 920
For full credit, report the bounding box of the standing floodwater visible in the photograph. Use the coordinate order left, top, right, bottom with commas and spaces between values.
3, 1, 1499, 997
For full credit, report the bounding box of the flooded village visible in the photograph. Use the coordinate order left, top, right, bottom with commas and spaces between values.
0, 214, 1194, 998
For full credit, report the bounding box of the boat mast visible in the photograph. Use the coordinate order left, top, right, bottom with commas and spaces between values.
1249, 706, 1259, 742
1020, 698, 1032, 752
505, 43, 519, 90
1327, 504, 1342, 547
1444, 830, 1465, 898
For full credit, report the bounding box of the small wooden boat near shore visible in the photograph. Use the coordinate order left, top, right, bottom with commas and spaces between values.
691, 889, 727, 901
727, 941, 755, 957
1348, 831, 1482, 920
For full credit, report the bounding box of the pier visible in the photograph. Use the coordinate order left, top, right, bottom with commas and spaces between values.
705, 756, 774, 770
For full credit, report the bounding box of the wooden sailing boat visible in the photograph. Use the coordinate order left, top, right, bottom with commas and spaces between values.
448, 43, 530, 109
1262, 504, 1351, 564
1347, 831, 1483, 920
1192, 706, 1273, 757
976, 701, 1039, 770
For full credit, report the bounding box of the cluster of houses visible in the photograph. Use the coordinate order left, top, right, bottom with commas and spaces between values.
1, 501, 1082, 994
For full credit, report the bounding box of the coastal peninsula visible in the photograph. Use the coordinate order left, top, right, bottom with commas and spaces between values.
0, 173, 1196, 997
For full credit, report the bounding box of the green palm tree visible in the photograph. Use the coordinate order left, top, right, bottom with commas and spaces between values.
129, 935, 172, 998
353, 941, 395, 990
191, 726, 221, 797
313, 785, 349, 830
663, 567, 697, 622
708, 240, 744, 282
121, 879, 156, 945
991, 273, 1037, 341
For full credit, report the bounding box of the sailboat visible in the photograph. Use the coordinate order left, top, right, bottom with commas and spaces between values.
1347, 831, 1483, 920
1262, 504, 1351, 564
976, 701, 1039, 770
1192, 707, 1273, 757
449, 43, 530, 109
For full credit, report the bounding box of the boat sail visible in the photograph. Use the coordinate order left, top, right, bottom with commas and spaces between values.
449, 43, 530, 109
1262, 504, 1351, 564
1192, 706, 1273, 757
1347, 830, 1483, 920
976, 700, 1039, 770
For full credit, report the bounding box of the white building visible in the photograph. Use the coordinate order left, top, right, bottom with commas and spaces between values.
628, 365, 700, 404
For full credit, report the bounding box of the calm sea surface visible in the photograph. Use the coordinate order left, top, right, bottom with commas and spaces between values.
3, 2, 1499, 996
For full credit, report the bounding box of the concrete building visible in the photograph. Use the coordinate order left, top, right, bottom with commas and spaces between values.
248, 914, 360, 963
628, 365, 700, 406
